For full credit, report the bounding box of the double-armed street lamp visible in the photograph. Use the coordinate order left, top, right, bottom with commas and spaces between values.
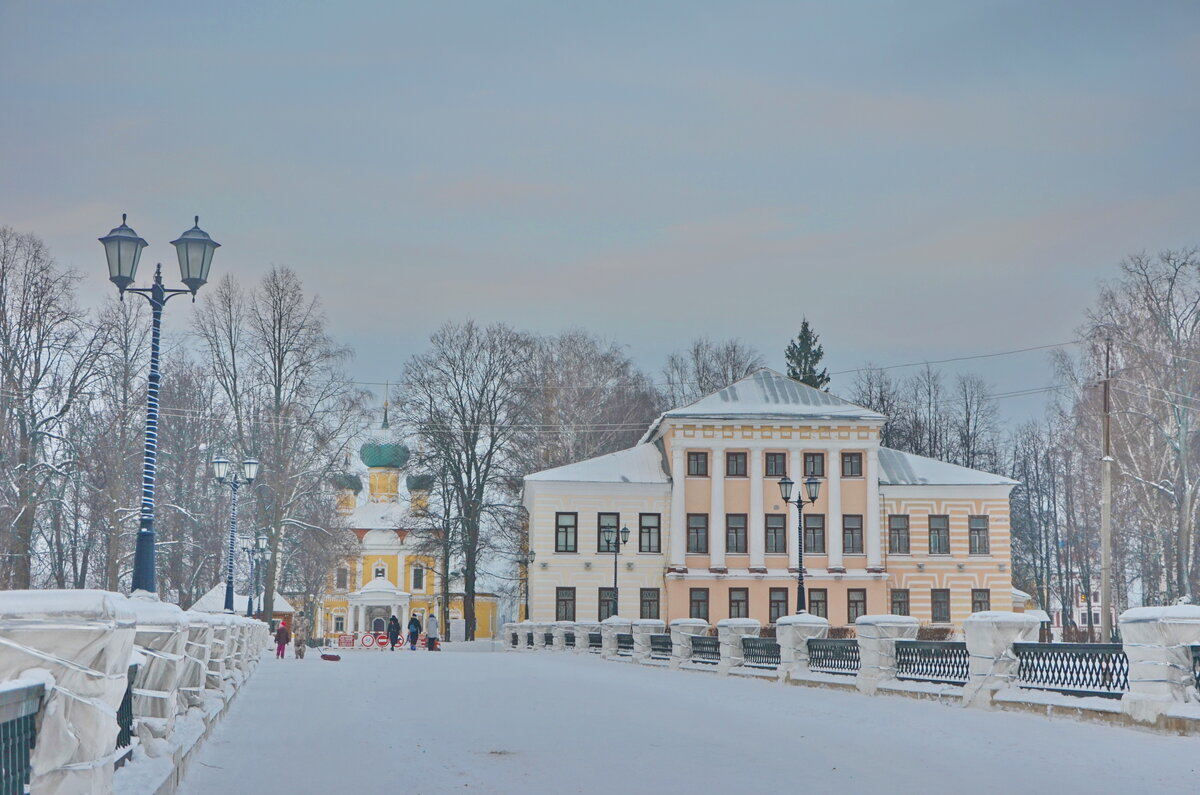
777, 475, 822, 613
518, 548, 536, 620
243, 531, 269, 617
601, 524, 631, 618
100, 215, 220, 595
211, 457, 260, 613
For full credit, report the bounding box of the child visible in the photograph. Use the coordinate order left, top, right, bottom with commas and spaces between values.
274, 621, 290, 659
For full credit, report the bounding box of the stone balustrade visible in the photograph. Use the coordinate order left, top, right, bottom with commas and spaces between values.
599, 616, 633, 659
631, 619, 666, 663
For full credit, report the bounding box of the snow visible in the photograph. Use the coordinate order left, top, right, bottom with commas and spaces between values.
658, 368, 885, 423
177, 647, 1200, 795
878, 446, 1019, 486
524, 443, 669, 483
188, 584, 294, 614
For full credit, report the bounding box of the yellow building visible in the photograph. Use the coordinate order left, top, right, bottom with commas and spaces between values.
315, 434, 499, 642
523, 369, 1017, 630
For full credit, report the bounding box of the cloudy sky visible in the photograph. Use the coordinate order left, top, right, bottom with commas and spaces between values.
2, 2, 1198, 419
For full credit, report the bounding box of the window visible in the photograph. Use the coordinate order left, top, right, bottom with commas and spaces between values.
848, 589, 867, 622
640, 588, 660, 620
335, 567, 348, 590
842, 452, 863, 477
769, 588, 789, 623
929, 515, 950, 555
555, 512, 578, 552
765, 452, 787, 477
599, 587, 616, 621
689, 588, 709, 621
687, 514, 709, 554
556, 587, 576, 621
969, 515, 990, 555
888, 514, 910, 555
765, 514, 787, 554
804, 452, 825, 478
809, 588, 828, 619
726, 452, 747, 477
726, 514, 747, 554
843, 515, 864, 554
932, 589, 951, 623
687, 451, 708, 476
804, 514, 826, 554
334, 614, 345, 632
729, 588, 749, 619
972, 589, 991, 613
597, 512, 620, 552
891, 589, 910, 616
639, 513, 661, 553
374, 564, 386, 579
412, 565, 424, 591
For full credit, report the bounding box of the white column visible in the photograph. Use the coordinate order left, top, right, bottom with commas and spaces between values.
669, 444, 687, 571
787, 449, 801, 572
866, 447, 882, 571
827, 449, 844, 572
749, 448, 765, 572
709, 446, 726, 572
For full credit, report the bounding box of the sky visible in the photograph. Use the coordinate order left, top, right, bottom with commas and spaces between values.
3, 1, 1199, 422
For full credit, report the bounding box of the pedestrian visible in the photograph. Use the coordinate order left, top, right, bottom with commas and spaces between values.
293, 612, 307, 660
425, 612, 440, 651
407, 613, 422, 651
387, 615, 401, 651
274, 621, 290, 660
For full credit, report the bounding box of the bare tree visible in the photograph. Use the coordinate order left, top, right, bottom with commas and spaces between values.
661, 337, 765, 408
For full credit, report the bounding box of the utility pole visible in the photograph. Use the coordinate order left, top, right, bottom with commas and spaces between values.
1100, 335, 1114, 642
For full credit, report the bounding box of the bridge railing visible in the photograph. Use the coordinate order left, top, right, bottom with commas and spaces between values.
1012, 642, 1129, 699
895, 640, 969, 686
0, 679, 44, 795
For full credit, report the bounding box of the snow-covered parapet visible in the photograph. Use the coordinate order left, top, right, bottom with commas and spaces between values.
716, 618, 760, 674
600, 616, 632, 659
668, 619, 709, 669
204, 614, 230, 691
574, 622, 602, 653
551, 621, 575, 651
631, 618, 666, 663
127, 594, 190, 747
0, 589, 136, 795
1119, 605, 1200, 724
855, 615, 919, 695
962, 611, 1040, 709
502, 623, 518, 650
513, 620, 536, 651
529, 622, 551, 650
776, 613, 829, 682
179, 612, 213, 710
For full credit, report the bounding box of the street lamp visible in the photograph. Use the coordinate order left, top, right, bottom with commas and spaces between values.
519, 548, 536, 620
601, 524, 631, 618
212, 457, 260, 613
244, 531, 269, 617
100, 214, 219, 594
778, 475, 822, 613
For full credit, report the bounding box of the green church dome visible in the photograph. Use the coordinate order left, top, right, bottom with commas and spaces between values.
359, 441, 409, 469
406, 473, 435, 493
331, 472, 363, 493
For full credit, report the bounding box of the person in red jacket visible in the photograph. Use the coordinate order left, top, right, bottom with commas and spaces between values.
274, 621, 291, 659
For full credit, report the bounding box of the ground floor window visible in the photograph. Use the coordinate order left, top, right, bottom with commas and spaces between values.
729, 587, 749, 618
769, 587, 789, 623
689, 588, 709, 621
640, 588, 660, 620
890, 589, 910, 616
932, 589, 951, 623
809, 588, 828, 619
847, 589, 867, 623
971, 588, 991, 613
556, 587, 576, 621
599, 587, 616, 620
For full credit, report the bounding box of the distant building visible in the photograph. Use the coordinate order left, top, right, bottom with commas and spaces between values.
523, 369, 1017, 628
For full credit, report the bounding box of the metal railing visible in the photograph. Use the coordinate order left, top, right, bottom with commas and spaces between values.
565, 632, 575, 649
807, 638, 860, 676
115, 663, 138, 767
616, 633, 634, 656
1192, 645, 1200, 695
543, 632, 554, 647
895, 640, 969, 686
588, 632, 602, 652
741, 637, 781, 669
649, 634, 672, 660
0, 681, 44, 795
525, 632, 534, 649
690, 635, 720, 665
1013, 642, 1129, 699
510, 632, 518, 648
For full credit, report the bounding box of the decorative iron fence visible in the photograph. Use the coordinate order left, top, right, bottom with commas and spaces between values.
525, 632, 534, 649
115, 663, 138, 767
742, 637, 781, 669
1192, 645, 1200, 695
510, 632, 519, 648
564, 632, 575, 649
894, 640, 969, 685
650, 634, 672, 659
807, 638, 860, 676
0, 681, 43, 795
616, 633, 634, 656
588, 632, 602, 651
1012, 642, 1129, 699
543, 632, 554, 647
690, 636, 720, 664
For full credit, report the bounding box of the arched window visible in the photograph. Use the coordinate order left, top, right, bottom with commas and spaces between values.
374, 563, 386, 580
372, 617, 386, 633
335, 567, 348, 590
412, 564, 425, 591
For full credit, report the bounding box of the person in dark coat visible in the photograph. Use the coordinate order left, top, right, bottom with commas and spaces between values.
274, 621, 290, 659
407, 614, 422, 650
387, 615, 401, 651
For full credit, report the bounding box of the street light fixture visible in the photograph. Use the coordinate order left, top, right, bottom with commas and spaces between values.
602, 525, 631, 618
100, 214, 219, 594
212, 457, 260, 613
778, 475, 822, 613
519, 548, 537, 621
244, 531, 270, 617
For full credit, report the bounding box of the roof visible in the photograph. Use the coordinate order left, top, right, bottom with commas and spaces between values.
525, 444, 669, 484
347, 499, 407, 531
189, 584, 294, 614
878, 447, 1018, 487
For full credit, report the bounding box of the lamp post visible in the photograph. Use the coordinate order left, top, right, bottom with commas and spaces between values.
778, 475, 822, 613
519, 548, 536, 620
244, 531, 269, 616
100, 215, 219, 594
211, 457, 260, 613
601, 524, 631, 618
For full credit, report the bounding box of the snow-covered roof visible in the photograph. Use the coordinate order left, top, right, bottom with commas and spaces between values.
347, 499, 407, 531
189, 584, 294, 614
657, 369, 884, 426
525, 444, 669, 484
878, 447, 1018, 487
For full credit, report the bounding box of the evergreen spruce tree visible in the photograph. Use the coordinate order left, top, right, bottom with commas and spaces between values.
785, 319, 830, 390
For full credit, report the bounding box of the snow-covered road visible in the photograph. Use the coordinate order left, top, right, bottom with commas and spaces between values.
178, 646, 1199, 794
